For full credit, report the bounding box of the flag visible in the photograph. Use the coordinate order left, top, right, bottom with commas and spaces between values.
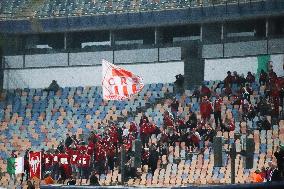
6, 157, 24, 175
102, 59, 144, 100
29, 152, 41, 179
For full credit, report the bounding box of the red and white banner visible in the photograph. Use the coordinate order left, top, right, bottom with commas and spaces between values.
29, 151, 41, 179
102, 59, 144, 100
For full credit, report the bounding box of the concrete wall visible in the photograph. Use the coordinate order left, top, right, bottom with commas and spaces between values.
204, 56, 258, 81
204, 54, 284, 81
70, 51, 113, 65
3, 61, 184, 89
25, 53, 68, 67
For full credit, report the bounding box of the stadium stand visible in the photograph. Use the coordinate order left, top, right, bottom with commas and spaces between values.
0, 67, 283, 187
0, 0, 32, 18
0, 0, 264, 19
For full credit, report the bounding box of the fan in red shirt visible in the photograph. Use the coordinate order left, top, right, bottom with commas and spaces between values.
129, 122, 138, 136
69, 147, 80, 177
201, 84, 211, 98
140, 117, 151, 147
87, 139, 95, 157
77, 141, 87, 152
200, 97, 213, 121
77, 151, 91, 180
268, 70, 277, 84
142, 148, 150, 166
176, 117, 186, 133
148, 122, 157, 135
163, 111, 174, 129
94, 143, 107, 174
229, 120, 235, 131
188, 129, 201, 149
109, 124, 119, 146
44, 151, 53, 172
58, 151, 72, 178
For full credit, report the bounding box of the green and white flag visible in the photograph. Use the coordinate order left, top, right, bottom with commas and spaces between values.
7, 157, 24, 175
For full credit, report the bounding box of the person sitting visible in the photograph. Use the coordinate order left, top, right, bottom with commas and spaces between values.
257, 97, 270, 116
251, 169, 264, 183
66, 175, 76, 185
89, 170, 100, 186
186, 111, 197, 130
241, 84, 253, 101
204, 126, 216, 144
44, 171, 54, 185
45, 80, 60, 93
256, 116, 271, 130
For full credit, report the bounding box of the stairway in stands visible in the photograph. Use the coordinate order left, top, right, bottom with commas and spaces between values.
15, 0, 45, 18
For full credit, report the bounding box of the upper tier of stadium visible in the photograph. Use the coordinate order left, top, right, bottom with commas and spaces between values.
0, 0, 261, 19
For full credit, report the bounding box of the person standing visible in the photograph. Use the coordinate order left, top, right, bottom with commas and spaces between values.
148, 146, 159, 174
52, 150, 60, 180
274, 145, 284, 177
213, 95, 222, 128
200, 96, 213, 122
78, 151, 91, 183
171, 97, 179, 119
7, 150, 17, 185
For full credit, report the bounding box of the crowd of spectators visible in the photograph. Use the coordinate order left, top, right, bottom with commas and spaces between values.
8, 65, 284, 186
